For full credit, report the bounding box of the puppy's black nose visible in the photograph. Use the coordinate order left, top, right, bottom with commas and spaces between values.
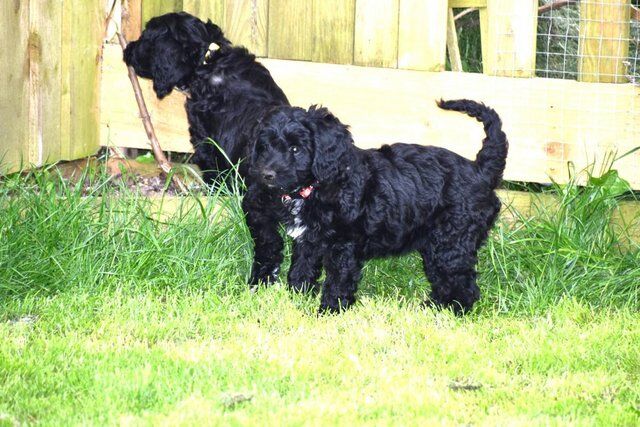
262, 170, 276, 182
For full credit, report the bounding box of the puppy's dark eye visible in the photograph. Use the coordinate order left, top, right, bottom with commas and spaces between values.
290, 146, 299, 154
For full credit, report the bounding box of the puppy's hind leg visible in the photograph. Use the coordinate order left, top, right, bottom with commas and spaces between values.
318, 243, 363, 314
288, 239, 324, 294
420, 228, 481, 315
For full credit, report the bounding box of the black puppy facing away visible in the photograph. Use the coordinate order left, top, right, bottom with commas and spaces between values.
123, 12, 289, 182
243, 99, 508, 314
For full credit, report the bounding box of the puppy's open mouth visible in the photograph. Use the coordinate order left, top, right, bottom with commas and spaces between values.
281, 184, 315, 201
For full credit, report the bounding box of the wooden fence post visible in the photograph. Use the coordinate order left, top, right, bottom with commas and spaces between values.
484, 0, 538, 77
578, 0, 631, 83
123, 0, 143, 41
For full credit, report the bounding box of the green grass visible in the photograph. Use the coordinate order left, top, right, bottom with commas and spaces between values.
1, 167, 639, 425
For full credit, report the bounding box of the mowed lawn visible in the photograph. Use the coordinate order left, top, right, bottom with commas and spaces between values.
1, 171, 639, 425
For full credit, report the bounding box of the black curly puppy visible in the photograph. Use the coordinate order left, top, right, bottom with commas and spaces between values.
243, 99, 508, 314
123, 12, 289, 182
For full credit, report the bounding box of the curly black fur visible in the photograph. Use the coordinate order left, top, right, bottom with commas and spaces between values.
243, 99, 508, 314
123, 12, 289, 182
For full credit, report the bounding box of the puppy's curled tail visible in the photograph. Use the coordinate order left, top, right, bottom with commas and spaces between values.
437, 99, 508, 188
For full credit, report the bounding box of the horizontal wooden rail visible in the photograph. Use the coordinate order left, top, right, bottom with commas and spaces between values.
449, 0, 487, 7
100, 44, 640, 189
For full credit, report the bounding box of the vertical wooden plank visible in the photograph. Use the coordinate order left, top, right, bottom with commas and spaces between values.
29, 1, 64, 166
479, 7, 490, 73
224, 0, 268, 56
398, 0, 447, 71
354, 0, 399, 68
578, 0, 631, 83
60, 0, 72, 159
183, 0, 225, 24
268, 0, 313, 61
311, 0, 355, 64
483, 0, 538, 77
61, 0, 102, 160
142, 0, 184, 25
0, 0, 29, 174
447, 8, 463, 72
123, 0, 143, 41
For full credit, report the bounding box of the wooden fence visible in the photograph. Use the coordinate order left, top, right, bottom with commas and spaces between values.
0, 1, 103, 175
2, 1, 640, 190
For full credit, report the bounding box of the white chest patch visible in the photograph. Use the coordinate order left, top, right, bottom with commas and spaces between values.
284, 198, 307, 240
210, 74, 224, 85
286, 220, 307, 239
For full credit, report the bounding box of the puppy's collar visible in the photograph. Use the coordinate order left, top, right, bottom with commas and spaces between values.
203, 42, 221, 64
281, 185, 315, 202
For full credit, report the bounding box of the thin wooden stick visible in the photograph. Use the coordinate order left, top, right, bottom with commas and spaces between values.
454, 8, 477, 21
447, 8, 463, 72
116, 32, 187, 194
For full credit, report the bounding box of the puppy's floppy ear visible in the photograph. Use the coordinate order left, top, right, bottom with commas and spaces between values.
130, 13, 230, 99
204, 20, 230, 47
304, 105, 354, 184
149, 40, 197, 98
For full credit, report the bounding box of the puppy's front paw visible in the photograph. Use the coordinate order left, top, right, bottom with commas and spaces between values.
248, 266, 280, 289
317, 303, 340, 316
318, 297, 354, 315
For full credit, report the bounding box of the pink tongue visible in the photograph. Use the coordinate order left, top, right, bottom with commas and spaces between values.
299, 186, 313, 198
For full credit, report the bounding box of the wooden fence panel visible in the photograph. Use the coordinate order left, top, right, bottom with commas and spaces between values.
183, 0, 225, 30
268, 0, 313, 60
142, 0, 183, 25
398, 0, 447, 71
30, 1, 63, 165
0, 1, 29, 173
578, 0, 631, 83
311, 0, 356, 64
224, 0, 268, 56
484, 0, 538, 77
63, 0, 103, 161
354, 0, 399, 68
1, 0, 101, 174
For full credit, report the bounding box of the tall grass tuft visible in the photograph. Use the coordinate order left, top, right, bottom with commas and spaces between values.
482, 159, 640, 314
0, 166, 251, 300
1, 160, 639, 314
